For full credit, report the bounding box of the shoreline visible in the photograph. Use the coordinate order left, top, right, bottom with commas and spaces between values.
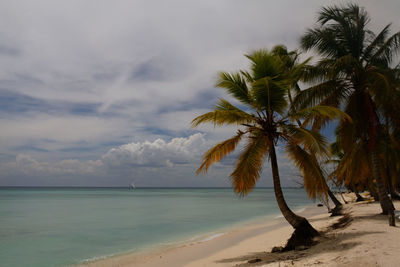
78, 203, 325, 267
79, 197, 400, 266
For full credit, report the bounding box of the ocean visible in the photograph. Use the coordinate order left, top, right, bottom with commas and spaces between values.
0, 187, 314, 267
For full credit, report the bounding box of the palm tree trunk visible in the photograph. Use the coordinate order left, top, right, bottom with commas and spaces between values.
328, 188, 342, 207
268, 142, 318, 250
371, 151, 396, 226
369, 185, 379, 201
384, 119, 400, 200
269, 143, 306, 227
327, 188, 343, 216
366, 94, 395, 226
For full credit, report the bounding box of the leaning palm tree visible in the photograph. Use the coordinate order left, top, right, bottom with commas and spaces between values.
192, 48, 348, 249
297, 3, 400, 225
273, 46, 344, 214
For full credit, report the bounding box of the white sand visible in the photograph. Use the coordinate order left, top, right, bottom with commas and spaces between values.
80, 196, 400, 267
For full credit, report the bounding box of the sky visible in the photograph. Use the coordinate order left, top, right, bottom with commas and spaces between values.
0, 0, 399, 187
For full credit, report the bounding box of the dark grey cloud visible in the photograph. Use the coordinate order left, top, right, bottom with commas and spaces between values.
0, 44, 20, 56
0, 89, 102, 116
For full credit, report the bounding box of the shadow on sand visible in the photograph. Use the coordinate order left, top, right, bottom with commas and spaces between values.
216, 211, 384, 266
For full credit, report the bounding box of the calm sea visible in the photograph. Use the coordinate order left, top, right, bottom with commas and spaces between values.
0, 187, 314, 267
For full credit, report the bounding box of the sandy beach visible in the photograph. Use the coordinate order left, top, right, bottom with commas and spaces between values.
80, 194, 400, 267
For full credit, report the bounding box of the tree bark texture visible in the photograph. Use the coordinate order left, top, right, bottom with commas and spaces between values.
371, 151, 396, 226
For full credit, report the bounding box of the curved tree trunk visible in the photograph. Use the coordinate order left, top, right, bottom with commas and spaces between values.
269, 142, 318, 250
371, 151, 395, 226
328, 188, 343, 216
328, 188, 342, 207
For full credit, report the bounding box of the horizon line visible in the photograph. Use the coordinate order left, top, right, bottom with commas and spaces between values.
0, 186, 305, 189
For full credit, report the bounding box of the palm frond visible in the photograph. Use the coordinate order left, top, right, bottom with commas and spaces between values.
301, 27, 345, 58
286, 143, 328, 199
293, 105, 351, 130
283, 126, 329, 156
335, 140, 371, 187
303, 4, 372, 60
330, 55, 360, 77
336, 119, 357, 154
230, 132, 270, 196
215, 98, 249, 112
252, 76, 288, 115
246, 49, 284, 80
216, 72, 251, 105
191, 99, 254, 127
191, 111, 253, 127
196, 131, 245, 174
362, 24, 391, 62
300, 64, 329, 84
240, 70, 254, 83
370, 31, 400, 66
293, 79, 347, 110
336, 91, 368, 143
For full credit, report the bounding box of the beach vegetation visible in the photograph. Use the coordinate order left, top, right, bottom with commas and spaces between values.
297, 3, 400, 226
273, 46, 344, 216
192, 47, 348, 250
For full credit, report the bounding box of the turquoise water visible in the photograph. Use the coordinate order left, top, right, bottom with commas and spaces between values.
0, 187, 313, 267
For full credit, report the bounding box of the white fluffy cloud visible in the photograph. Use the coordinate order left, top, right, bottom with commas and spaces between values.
0, 133, 302, 187
7, 134, 210, 178
102, 133, 207, 168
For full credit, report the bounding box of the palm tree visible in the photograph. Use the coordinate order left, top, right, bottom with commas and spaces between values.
273, 46, 344, 214
297, 3, 400, 226
192, 48, 348, 249
382, 72, 400, 199
389, 64, 400, 194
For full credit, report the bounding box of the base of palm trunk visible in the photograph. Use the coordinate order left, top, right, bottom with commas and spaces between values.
379, 202, 396, 227
389, 212, 395, 226
329, 205, 343, 217
282, 219, 319, 251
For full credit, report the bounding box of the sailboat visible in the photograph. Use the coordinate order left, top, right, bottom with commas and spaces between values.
130, 182, 136, 190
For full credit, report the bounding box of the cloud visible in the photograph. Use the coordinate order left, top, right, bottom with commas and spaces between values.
0, 0, 398, 186
102, 133, 206, 167
0, 44, 20, 57
0, 133, 301, 188
15, 154, 102, 175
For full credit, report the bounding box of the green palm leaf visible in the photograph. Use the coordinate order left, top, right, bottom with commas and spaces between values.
293, 80, 347, 110
216, 72, 251, 105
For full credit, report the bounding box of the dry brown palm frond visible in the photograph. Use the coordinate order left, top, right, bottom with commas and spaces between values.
283, 125, 329, 157
196, 131, 245, 174
230, 133, 270, 196
286, 143, 329, 199
191, 99, 255, 127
